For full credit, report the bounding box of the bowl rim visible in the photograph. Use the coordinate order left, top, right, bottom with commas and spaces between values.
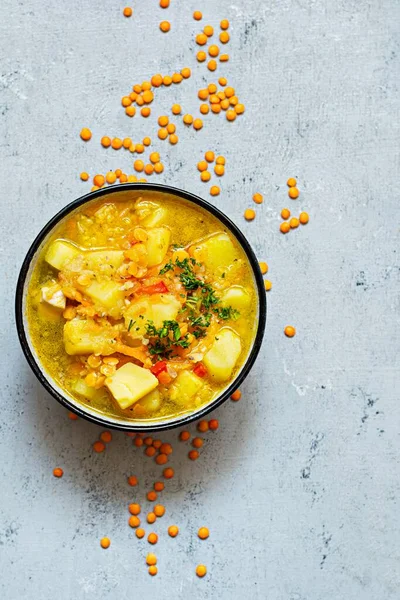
15, 183, 267, 431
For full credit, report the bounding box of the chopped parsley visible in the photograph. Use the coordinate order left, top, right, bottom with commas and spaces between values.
128, 319, 135, 332
213, 306, 240, 320
145, 319, 190, 359
159, 261, 174, 275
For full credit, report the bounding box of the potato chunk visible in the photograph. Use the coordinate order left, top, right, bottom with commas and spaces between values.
84, 280, 125, 318
137, 389, 161, 413
84, 250, 124, 277
170, 370, 204, 406
135, 201, 167, 227
105, 363, 159, 410
145, 227, 171, 267
123, 299, 153, 338
151, 295, 181, 328
220, 286, 252, 311
203, 328, 242, 382
64, 318, 117, 355
188, 232, 239, 275
45, 240, 80, 270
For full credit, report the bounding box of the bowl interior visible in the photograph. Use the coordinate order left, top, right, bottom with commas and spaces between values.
16, 184, 266, 431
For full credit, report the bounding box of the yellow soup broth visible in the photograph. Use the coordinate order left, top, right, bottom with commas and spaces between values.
27, 191, 258, 423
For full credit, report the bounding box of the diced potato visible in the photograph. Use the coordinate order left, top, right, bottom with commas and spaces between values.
137, 389, 161, 413
84, 250, 124, 276
123, 298, 153, 337
188, 232, 239, 275
136, 201, 167, 227
220, 286, 252, 311
151, 294, 181, 328
83, 280, 125, 318
169, 370, 204, 406
41, 282, 66, 310
45, 240, 81, 270
64, 318, 117, 355
105, 363, 158, 410
145, 227, 171, 267
71, 379, 99, 400
203, 327, 242, 382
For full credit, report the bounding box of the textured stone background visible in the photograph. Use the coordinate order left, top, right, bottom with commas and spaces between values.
1, 1, 399, 599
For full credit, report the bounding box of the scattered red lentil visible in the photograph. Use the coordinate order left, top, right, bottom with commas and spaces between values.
284, 326, 296, 338
145, 446, 157, 457
148, 565, 158, 576
188, 450, 199, 460
128, 515, 140, 528
136, 528, 145, 539
147, 491, 158, 502
146, 553, 157, 568
210, 186, 220, 196
80, 128, 92, 141
53, 468, 63, 478
290, 217, 300, 229
287, 177, 297, 187
160, 21, 171, 33
280, 222, 290, 234
244, 208, 256, 221
198, 527, 209, 540
154, 504, 166, 517
129, 503, 141, 515
100, 537, 110, 549
197, 420, 209, 433
253, 192, 263, 204
100, 431, 112, 443
168, 525, 179, 537
93, 174, 105, 187
93, 441, 105, 453
209, 419, 219, 431
231, 390, 242, 401
220, 31, 230, 43
80, 172, 89, 181
156, 453, 168, 465
281, 208, 291, 220
299, 212, 309, 224
147, 512, 157, 524
154, 481, 164, 492
163, 467, 174, 479
288, 187, 300, 199
192, 437, 204, 448
198, 160, 208, 172
264, 280, 272, 291
196, 564, 207, 578
148, 532, 158, 544
179, 431, 191, 441
68, 411, 78, 420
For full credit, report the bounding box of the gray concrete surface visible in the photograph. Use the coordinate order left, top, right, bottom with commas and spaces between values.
1, 1, 399, 598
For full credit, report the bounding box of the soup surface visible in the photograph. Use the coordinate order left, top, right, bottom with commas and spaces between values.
27, 191, 258, 423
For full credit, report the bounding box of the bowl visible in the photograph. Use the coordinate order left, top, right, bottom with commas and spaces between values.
15, 184, 266, 431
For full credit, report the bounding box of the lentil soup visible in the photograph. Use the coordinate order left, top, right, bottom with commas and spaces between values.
26, 189, 259, 424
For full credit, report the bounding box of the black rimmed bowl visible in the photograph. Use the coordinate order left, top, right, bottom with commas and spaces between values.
15, 184, 266, 432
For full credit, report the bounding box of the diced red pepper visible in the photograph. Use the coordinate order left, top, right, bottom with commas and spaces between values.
137, 281, 169, 295
150, 361, 168, 376
193, 362, 208, 378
